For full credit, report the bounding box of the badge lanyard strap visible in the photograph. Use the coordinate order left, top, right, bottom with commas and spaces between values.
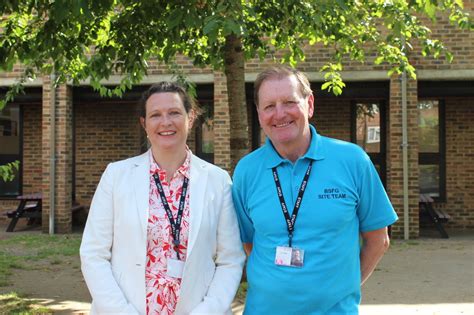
153, 173, 189, 260
272, 160, 313, 247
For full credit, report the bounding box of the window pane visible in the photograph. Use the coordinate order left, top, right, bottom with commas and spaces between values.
419, 164, 440, 197
0, 104, 21, 196
418, 100, 439, 153
355, 103, 380, 153
201, 119, 214, 154
0, 105, 20, 151
195, 97, 214, 163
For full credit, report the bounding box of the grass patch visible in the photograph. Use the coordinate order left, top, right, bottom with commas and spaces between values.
0, 234, 81, 287
0, 291, 52, 314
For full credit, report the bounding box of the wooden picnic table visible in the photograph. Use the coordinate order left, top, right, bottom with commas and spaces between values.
419, 193, 450, 238
5, 193, 42, 232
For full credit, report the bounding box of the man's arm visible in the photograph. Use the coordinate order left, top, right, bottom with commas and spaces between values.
360, 227, 390, 286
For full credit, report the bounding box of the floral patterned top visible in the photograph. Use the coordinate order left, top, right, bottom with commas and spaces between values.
145, 150, 191, 315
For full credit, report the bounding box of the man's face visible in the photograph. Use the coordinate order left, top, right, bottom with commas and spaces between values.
257, 75, 314, 151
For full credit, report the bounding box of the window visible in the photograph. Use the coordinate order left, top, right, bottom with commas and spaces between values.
0, 104, 21, 197
418, 100, 445, 199
195, 103, 214, 163
194, 86, 214, 163
367, 126, 380, 143
351, 102, 386, 185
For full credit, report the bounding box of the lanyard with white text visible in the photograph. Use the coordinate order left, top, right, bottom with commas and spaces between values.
272, 161, 313, 247
153, 173, 189, 260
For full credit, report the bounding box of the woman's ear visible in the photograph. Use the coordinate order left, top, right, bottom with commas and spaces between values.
188, 110, 196, 129
140, 117, 146, 130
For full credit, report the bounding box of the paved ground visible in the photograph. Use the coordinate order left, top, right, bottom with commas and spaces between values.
358, 229, 474, 315
1, 222, 473, 315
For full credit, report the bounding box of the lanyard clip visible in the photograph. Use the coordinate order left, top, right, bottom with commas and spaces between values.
288, 233, 293, 248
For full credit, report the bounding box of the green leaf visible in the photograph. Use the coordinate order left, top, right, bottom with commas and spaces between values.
0, 161, 20, 182
203, 17, 219, 36
374, 56, 385, 65
168, 9, 184, 29
445, 51, 454, 63
454, 0, 464, 9
321, 82, 332, 90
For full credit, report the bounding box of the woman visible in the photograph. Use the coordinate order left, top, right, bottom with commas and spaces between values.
80, 82, 245, 315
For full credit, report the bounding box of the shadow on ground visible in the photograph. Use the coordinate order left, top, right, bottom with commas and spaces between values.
1, 220, 473, 315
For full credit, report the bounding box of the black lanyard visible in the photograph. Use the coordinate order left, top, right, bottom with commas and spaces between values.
153, 173, 189, 260
272, 161, 313, 247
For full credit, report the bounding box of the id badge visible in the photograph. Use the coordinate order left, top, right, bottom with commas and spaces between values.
166, 258, 185, 278
275, 246, 304, 268
275, 246, 292, 266
290, 248, 304, 267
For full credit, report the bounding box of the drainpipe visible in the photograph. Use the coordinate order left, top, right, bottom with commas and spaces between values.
49, 72, 56, 235
401, 62, 409, 240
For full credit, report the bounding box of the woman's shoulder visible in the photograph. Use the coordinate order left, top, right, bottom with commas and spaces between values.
105, 152, 148, 172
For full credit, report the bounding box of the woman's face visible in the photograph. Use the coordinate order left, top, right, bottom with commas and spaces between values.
141, 92, 194, 153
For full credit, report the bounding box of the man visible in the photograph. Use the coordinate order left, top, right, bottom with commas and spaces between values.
232, 66, 398, 314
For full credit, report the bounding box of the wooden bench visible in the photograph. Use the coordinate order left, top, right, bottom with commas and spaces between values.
71, 202, 85, 213
5, 193, 85, 232
419, 194, 450, 238
5, 193, 43, 232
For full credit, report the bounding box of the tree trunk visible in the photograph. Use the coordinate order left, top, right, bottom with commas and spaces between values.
224, 34, 249, 173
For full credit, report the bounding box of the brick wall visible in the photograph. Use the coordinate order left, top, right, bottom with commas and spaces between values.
312, 98, 351, 141
1, 2, 471, 80
74, 101, 142, 206
412, 2, 474, 70
213, 72, 232, 171
387, 77, 420, 238
1, 4, 472, 235
0, 64, 26, 79
22, 104, 42, 194
41, 81, 73, 233
437, 98, 474, 228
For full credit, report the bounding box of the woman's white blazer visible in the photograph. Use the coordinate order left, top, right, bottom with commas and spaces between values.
80, 151, 245, 315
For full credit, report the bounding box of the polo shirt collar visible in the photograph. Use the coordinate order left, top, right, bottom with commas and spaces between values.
264, 124, 326, 168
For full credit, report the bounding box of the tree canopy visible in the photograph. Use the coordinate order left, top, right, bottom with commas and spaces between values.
1, 0, 472, 104
0, 0, 472, 170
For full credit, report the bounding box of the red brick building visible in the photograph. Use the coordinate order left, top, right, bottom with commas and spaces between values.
0, 5, 473, 238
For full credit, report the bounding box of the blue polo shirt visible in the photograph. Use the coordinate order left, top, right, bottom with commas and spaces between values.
232, 125, 398, 315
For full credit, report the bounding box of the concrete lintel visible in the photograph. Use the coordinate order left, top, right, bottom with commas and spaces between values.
417, 69, 474, 80
245, 70, 390, 82
0, 77, 43, 87
77, 73, 215, 86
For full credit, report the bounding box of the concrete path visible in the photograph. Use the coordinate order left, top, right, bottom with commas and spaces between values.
357, 230, 474, 315
1, 222, 473, 314
233, 229, 474, 315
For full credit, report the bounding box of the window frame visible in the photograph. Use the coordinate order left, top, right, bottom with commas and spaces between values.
350, 100, 387, 186
0, 103, 23, 199
194, 85, 215, 163
418, 99, 446, 202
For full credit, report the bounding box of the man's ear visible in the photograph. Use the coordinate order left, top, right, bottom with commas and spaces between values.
307, 94, 315, 118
